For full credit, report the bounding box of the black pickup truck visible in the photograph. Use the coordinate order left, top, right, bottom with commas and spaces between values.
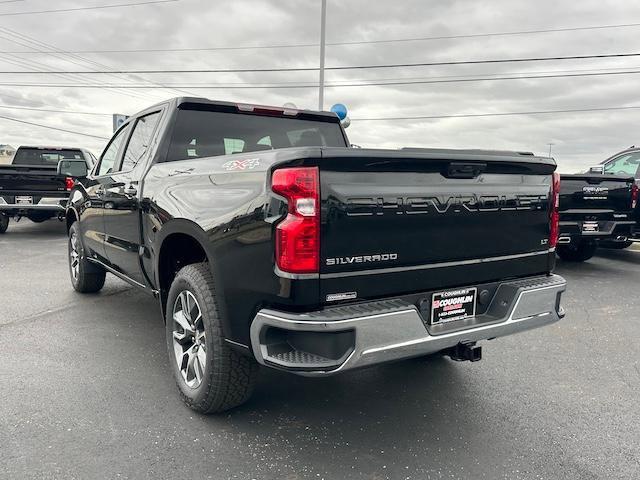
64, 97, 566, 413
556, 174, 636, 261
0, 146, 94, 233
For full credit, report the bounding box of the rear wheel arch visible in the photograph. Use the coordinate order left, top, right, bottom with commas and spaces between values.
155, 220, 216, 318
65, 208, 79, 232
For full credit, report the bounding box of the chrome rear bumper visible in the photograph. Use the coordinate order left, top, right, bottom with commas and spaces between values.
0, 204, 65, 211
0, 197, 66, 212
250, 274, 566, 376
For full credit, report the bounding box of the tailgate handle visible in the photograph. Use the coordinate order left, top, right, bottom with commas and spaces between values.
445, 162, 486, 179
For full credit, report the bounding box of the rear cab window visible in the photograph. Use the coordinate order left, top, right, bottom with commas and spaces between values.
165, 106, 347, 162
12, 148, 85, 167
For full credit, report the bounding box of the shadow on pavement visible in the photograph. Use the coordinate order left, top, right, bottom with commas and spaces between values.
595, 247, 640, 264
1, 218, 67, 239
555, 256, 622, 275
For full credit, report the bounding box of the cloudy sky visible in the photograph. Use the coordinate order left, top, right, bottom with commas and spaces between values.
1, 0, 640, 171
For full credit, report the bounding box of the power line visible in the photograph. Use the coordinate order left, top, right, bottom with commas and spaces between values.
353, 105, 640, 121
0, 26, 196, 98
2, 52, 640, 74
0, 0, 178, 16
321, 69, 640, 88
67, 64, 640, 86
4, 21, 640, 54
0, 27, 167, 102
0, 113, 109, 139
0, 45, 157, 103
0, 104, 111, 116
333, 22, 640, 46
3, 68, 640, 89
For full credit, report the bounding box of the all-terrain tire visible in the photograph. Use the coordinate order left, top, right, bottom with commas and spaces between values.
68, 222, 106, 293
166, 263, 259, 413
556, 241, 597, 262
0, 214, 8, 234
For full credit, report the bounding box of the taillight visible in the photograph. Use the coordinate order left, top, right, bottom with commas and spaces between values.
549, 172, 561, 248
65, 177, 75, 191
272, 167, 320, 274
632, 182, 638, 209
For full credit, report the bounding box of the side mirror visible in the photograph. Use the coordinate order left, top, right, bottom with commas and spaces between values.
57, 159, 88, 177
588, 165, 604, 174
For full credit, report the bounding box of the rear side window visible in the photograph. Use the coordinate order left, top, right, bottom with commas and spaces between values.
12, 148, 84, 166
604, 152, 640, 176
165, 108, 346, 162
120, 112, 161, 172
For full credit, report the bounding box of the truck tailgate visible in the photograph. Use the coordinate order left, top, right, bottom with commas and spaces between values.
559, 174, 634, 213
318, 149, 555, 302
0, 165, 67, 195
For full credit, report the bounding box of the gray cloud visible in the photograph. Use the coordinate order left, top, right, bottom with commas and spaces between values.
1, 0, 640, 170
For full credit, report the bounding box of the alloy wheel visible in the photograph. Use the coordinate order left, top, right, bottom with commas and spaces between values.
69, 232, 80, 280
172, 290, 207, 389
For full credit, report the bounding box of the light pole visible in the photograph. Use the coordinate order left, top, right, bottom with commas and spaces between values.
548, 143, 555, 157
318, 0, 327, 111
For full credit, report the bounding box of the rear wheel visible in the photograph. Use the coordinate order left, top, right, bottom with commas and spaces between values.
68, 222, 106, 293
556, 241, 597, 262
599, 239, 633, 250
0, 213, 8, 234
166, 263, 258, 413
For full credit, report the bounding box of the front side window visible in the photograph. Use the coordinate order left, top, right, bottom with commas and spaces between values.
120, 112, 161, 172
604, 152, 640, 176
165, 108, 346, 162
97, 126, 129, 176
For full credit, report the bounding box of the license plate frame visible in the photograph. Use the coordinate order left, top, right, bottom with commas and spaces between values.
15, 195, 33, 205
430, 287, 477, 325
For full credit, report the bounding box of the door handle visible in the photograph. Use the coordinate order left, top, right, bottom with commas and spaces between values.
123, 184, 138, 196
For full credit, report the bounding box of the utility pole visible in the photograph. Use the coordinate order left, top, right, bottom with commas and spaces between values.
318, 0, 327, 111
548, 142, 555, 157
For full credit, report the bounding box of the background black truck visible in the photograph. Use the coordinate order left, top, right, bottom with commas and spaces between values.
556, 174, 636, 261
0, 146, 94, 233
65, 97, 566, 413
584, 145, 640, 247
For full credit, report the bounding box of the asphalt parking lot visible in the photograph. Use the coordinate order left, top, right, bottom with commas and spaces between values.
0, 219, 639, 480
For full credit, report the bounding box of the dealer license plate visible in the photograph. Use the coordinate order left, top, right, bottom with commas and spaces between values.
430, 287, 477, 324
15, 196, 33, 205
582, 221, 599, 233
